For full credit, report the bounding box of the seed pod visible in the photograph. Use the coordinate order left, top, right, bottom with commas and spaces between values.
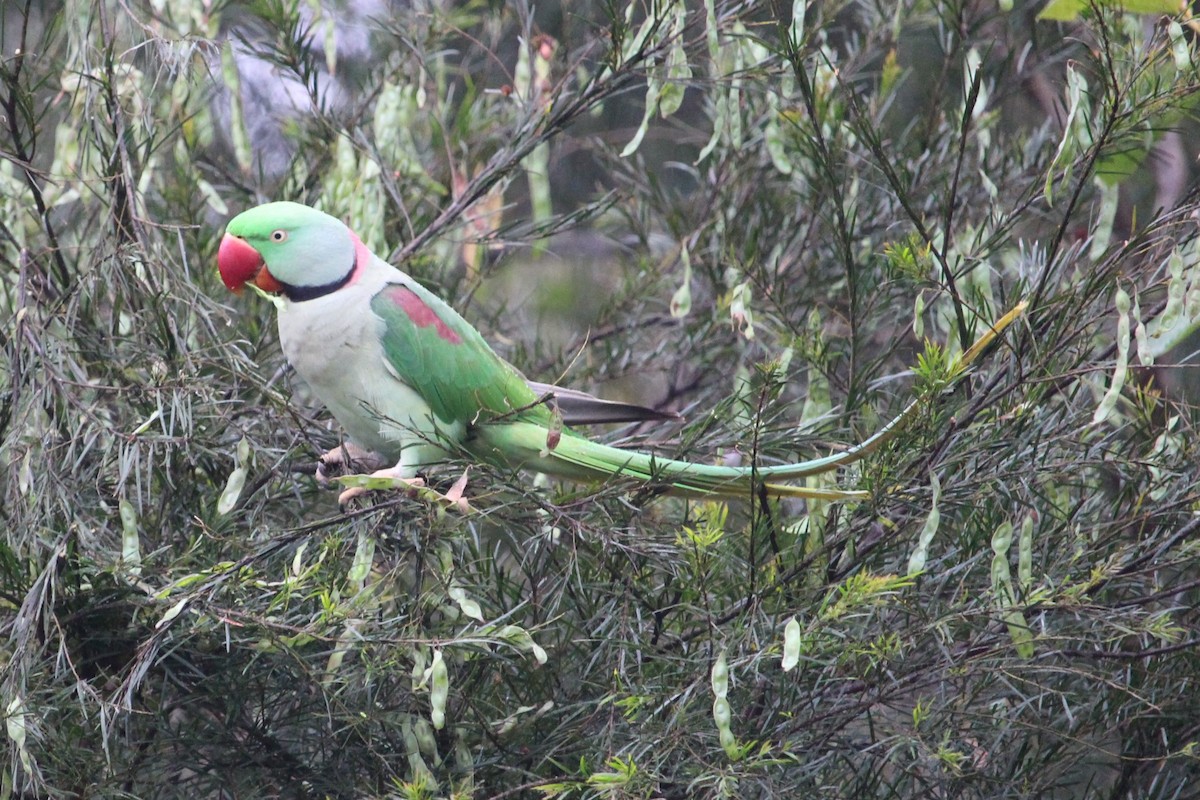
430, 648, 449, 730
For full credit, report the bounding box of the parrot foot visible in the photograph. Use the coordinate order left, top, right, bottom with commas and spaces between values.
336, 467, 472, 514
336, 469, 425, 507
317, 442, 386, 486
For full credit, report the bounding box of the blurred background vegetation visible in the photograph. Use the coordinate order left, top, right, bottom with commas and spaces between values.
4, 0, 1200, 796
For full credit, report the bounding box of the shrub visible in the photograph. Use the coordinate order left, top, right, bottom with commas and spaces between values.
3, 0, 1200, 797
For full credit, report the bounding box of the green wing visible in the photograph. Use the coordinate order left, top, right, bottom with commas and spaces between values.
370, 279, 551, 428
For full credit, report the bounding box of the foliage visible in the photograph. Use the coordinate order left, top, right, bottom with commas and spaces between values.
4, 0, 1200, 797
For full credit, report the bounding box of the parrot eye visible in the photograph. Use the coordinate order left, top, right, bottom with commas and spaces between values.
271, 230, 288, 242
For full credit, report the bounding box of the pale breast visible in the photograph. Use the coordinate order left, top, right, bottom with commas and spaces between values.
276, 285, 445, 460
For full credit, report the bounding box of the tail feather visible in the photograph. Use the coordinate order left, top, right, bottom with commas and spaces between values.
477, 422, 870, 500
477, 301, 1027, 502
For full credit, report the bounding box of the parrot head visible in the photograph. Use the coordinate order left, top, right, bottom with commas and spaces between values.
218, 201, 361, 301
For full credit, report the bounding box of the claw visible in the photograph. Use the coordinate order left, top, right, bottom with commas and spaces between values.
442, 468, 472, 514
317, 442, 385, 487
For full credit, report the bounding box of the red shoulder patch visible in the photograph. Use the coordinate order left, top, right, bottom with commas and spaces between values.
387, 286, 463, 344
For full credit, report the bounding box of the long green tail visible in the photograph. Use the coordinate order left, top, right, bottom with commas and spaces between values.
483, 301, 1027, 501
481, 422, 871, 499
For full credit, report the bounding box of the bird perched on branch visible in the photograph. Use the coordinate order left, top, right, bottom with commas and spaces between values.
218, 201, 1024, 506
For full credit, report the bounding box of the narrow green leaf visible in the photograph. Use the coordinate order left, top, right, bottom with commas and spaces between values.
1037, 0, 1086, 19
130, 408, 161, 436
791, 0, 808, 44
291, 542, 308, 577
622, 10, 659, 62
347, 530, 375, 592
156, 597, 189, 629
247, 282, 286, 309
1120, 0, 1183, 13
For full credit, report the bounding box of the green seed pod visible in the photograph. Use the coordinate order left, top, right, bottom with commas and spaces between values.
710, 650, 729, 698
712, 696, 732, 728
430, 648, 449, 730
781, 617, 801, 672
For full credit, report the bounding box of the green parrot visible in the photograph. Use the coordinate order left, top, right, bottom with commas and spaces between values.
218, 201, 1023, 505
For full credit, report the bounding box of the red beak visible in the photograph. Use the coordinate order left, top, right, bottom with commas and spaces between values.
218, 234, 282, 294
